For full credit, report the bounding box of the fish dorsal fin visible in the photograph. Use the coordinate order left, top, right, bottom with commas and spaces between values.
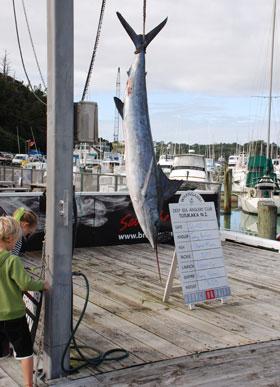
114, 97, 124, 119
157, 165, 182, 201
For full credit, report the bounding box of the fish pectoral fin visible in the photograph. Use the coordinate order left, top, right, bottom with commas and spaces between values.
114, 97, 124, 119
158, 166, 183, 201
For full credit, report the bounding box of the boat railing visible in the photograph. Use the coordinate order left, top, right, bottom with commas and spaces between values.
0, 165, 221, 194
0, 165, 127, 193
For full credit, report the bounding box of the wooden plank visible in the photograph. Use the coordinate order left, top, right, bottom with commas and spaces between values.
95, 339, 280, 386
221, 230, 280, 252
18, 241, 280, 387
72, 270, 251, 349
0, 366, 19, 387
71, 249, 278, 352
53, 340, 280, 387
73, 292, 187, 358
0, 359, 22, 386
73, 294, 185, 360
70, 320, 141, 373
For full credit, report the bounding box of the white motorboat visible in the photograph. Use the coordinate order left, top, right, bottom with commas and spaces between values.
228, 154, 239, 169
157, 154, 174, 176
231, 153, 248, 192
240, 174, 280, 214
169, 154, 211, 182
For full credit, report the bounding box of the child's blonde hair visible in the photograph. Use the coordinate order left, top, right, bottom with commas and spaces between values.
0, 216, 21, 242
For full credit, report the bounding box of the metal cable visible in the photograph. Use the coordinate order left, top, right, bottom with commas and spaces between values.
12, 0, 46, 106
21, 0, 47, 90
81, 0, 107, 101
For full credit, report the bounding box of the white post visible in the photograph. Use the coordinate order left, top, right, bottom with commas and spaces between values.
44, 0, 74, 379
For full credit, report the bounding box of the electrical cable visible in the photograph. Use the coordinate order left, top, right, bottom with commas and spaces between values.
61, 191, 129, 374
21, 0, 47, 90
61, 271, 129, 374
12, 0, 46, 106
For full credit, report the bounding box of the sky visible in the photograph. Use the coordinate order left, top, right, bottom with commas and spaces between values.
1, 0, 280, 145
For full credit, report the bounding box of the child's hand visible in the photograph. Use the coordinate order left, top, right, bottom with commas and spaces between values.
43, 280, 50, 291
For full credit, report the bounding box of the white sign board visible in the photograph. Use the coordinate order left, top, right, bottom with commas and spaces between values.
169, 194, 231, 305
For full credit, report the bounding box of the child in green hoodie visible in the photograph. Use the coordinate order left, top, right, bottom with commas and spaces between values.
0, 216, 49, 387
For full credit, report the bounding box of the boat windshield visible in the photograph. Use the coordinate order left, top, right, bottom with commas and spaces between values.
171, 166, 205, 171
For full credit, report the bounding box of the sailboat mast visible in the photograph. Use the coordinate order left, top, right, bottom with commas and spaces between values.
267, 0, 277, 161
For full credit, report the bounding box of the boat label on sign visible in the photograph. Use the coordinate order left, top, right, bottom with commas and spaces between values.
169, 200, 231, 305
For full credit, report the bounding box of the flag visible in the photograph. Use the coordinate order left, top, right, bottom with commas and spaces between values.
27, 139, 35, 147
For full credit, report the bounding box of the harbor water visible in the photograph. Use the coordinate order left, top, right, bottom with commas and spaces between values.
220, 208, 280, 237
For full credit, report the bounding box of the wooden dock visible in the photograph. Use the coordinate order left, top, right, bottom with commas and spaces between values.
1, 240, 280, 386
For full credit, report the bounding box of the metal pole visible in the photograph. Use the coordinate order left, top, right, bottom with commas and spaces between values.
16, 126, 21, 153
267, 0, 276, 164
44, 0, 73, 379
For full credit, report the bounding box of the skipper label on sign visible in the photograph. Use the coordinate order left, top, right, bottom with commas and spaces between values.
169, 199, 231, 305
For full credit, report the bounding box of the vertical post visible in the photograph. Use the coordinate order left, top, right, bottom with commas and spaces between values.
44, 0, 73, 380
257, 200, 277, 240
80, 170, 84, 192
223, 167, 232, 214
16, 126, 21, 153
223, 214, 231, 231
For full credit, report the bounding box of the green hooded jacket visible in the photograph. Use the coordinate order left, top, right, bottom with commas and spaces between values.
0, 250, 44, 321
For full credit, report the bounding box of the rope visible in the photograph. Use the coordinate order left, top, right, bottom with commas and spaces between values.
21, 0, 47, 90
81, 0, 107, 101
12, 0, 46, 106
143, 0, 147, 37
33, 236, 46, 387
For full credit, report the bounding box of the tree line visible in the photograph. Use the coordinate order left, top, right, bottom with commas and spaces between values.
0, 56, 47, 153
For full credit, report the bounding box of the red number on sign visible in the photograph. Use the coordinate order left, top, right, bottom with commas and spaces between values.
205, 289, 215, 300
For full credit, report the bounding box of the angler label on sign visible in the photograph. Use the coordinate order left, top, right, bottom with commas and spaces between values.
169, 197, 231, 305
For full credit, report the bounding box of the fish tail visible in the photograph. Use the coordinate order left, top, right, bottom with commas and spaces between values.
155, 243, 162, 284
116, 12, 167, 52
144, 18, 168, 49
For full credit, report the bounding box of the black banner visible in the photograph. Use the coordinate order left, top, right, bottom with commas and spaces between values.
0, 191, 219, 250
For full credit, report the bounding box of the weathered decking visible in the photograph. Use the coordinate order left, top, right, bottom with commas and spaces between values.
1, 240, 280, 386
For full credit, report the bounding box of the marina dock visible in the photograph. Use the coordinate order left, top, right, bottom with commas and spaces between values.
0, 240, 280, 386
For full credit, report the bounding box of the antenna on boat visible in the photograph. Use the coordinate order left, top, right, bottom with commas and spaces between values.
113, 67, 121, 142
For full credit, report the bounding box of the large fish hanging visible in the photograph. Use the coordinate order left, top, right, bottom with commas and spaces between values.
114, 12, 181, 281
